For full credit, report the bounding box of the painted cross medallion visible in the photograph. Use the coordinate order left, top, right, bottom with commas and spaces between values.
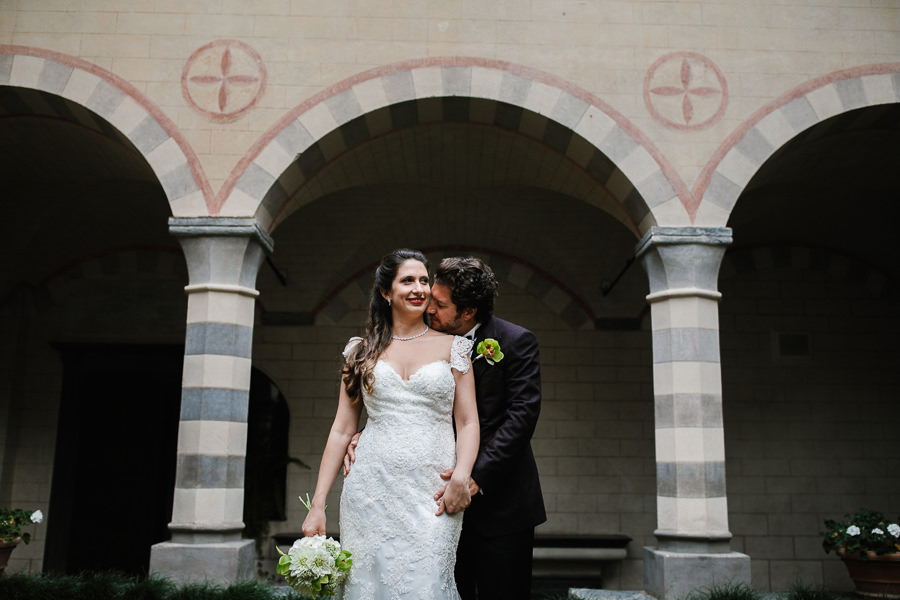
644, 51, 728, 131
182, 40, 266, 121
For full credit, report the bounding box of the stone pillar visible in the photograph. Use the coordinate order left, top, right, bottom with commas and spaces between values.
149, 217, 273, 585
635, 227, 750, 600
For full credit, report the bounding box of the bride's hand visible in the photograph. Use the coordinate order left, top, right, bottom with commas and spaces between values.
302, 507, 327, 537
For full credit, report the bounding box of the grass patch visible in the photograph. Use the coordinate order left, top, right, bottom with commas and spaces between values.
0, 572, 297, 600
785, 581, 852, 600
681, 581, 855, 600
682, 581, 763, 600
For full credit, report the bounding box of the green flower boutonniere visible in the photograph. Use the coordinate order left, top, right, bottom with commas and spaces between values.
475, 338, 504, 365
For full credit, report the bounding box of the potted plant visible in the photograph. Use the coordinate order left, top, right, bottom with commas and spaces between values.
822, 508, 900, 598
0, 508, 43, 574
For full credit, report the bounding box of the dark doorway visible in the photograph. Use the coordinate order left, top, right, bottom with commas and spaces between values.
45, 344, 183, 575
242, 368, 294, 552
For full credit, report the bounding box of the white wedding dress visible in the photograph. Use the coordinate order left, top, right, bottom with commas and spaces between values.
339, 335, 473, 600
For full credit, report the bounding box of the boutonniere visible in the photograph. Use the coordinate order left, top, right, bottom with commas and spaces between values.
474, 338, 504, 365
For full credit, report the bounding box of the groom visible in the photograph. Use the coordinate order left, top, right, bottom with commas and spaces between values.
429, 256, 546, 600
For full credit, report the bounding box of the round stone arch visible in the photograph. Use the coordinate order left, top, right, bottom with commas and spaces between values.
693, 63, 900, 226
720, 243, 893, 299
39, 245, 189, 330
312, 247, 599, 331
0, 45, 213, 217
216, 57, 692, 234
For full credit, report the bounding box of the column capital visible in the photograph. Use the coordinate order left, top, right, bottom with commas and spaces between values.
636, 227, 733, 300
168, 217, 274, 255
635, 227, 732, 257
169, 217, 273, 293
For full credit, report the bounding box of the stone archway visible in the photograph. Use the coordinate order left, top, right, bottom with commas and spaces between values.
0, 45, 213, 216
314, 247, 600, 331
215, 57, 695, 233
693, 63, 900, 226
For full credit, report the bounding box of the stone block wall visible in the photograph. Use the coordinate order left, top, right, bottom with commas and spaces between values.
720, 245, 900, 592
0, 308, 64, 574
0, 248, 188, 574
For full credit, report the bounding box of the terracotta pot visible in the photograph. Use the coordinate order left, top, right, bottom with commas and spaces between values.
0, 538, 21, 575
839, 551, 900, 598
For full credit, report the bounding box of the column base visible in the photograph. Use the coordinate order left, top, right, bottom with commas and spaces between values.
643, 547, 750, 600
149, 539, 255, 585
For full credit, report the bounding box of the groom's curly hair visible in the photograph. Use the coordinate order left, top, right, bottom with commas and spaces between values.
433, 257, 499, 322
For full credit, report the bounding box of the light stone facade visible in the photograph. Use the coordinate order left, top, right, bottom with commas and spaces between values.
1, 1, 898, 597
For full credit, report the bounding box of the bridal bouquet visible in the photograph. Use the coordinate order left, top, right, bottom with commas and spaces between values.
277, 534, 352, 598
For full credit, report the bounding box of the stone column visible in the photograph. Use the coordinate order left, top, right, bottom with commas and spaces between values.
635, 227, 750, 600
149, 217, 273, 585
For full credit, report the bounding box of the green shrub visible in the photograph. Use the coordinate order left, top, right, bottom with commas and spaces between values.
170, 581, 285, 600
0, 572, 291, 600
120, 575, 176, 600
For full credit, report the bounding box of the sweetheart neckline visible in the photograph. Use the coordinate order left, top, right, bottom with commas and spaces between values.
377, 359, 449, 382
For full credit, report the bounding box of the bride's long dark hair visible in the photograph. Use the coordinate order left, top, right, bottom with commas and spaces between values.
342, 249, 429, 403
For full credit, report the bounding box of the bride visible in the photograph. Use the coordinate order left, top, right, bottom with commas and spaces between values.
302, 248, 480, 599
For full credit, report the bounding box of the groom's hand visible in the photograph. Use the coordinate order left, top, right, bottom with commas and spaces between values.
434, 469, 480, 515
438, 468, 480, 497
342, 432, 361, 476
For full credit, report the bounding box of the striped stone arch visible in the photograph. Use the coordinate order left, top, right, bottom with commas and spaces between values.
693, 63, 900, 226
721, 243, 893, 298
217, 57, 692, 234
0, 45, 213, 217
41, 246, 188, 302
312, 248, 597, 330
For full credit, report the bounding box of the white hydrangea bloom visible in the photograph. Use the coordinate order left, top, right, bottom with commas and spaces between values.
888, 523, 900, 538
30, 510, 43, 523
281, 533, 350, 596
309, 550, 336, 578
847, 525, 861, 536
872, 528, 885, 535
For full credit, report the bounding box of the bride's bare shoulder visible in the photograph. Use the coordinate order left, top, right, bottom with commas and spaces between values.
425, 329, 454, 342
420, 329, 455, 355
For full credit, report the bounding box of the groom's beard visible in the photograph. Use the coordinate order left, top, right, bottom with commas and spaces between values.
427, 313, 466, 336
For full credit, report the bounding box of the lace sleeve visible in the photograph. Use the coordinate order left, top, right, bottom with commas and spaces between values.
342, 336, 363, 360
450, 336, 473, 374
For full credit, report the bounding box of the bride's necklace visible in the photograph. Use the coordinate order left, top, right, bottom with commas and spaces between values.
391, 326, 429, 341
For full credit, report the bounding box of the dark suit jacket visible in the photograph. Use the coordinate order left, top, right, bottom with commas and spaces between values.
465, 315, 546, 537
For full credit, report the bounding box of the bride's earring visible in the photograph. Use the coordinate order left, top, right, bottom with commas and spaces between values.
386, 297, 391, 306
